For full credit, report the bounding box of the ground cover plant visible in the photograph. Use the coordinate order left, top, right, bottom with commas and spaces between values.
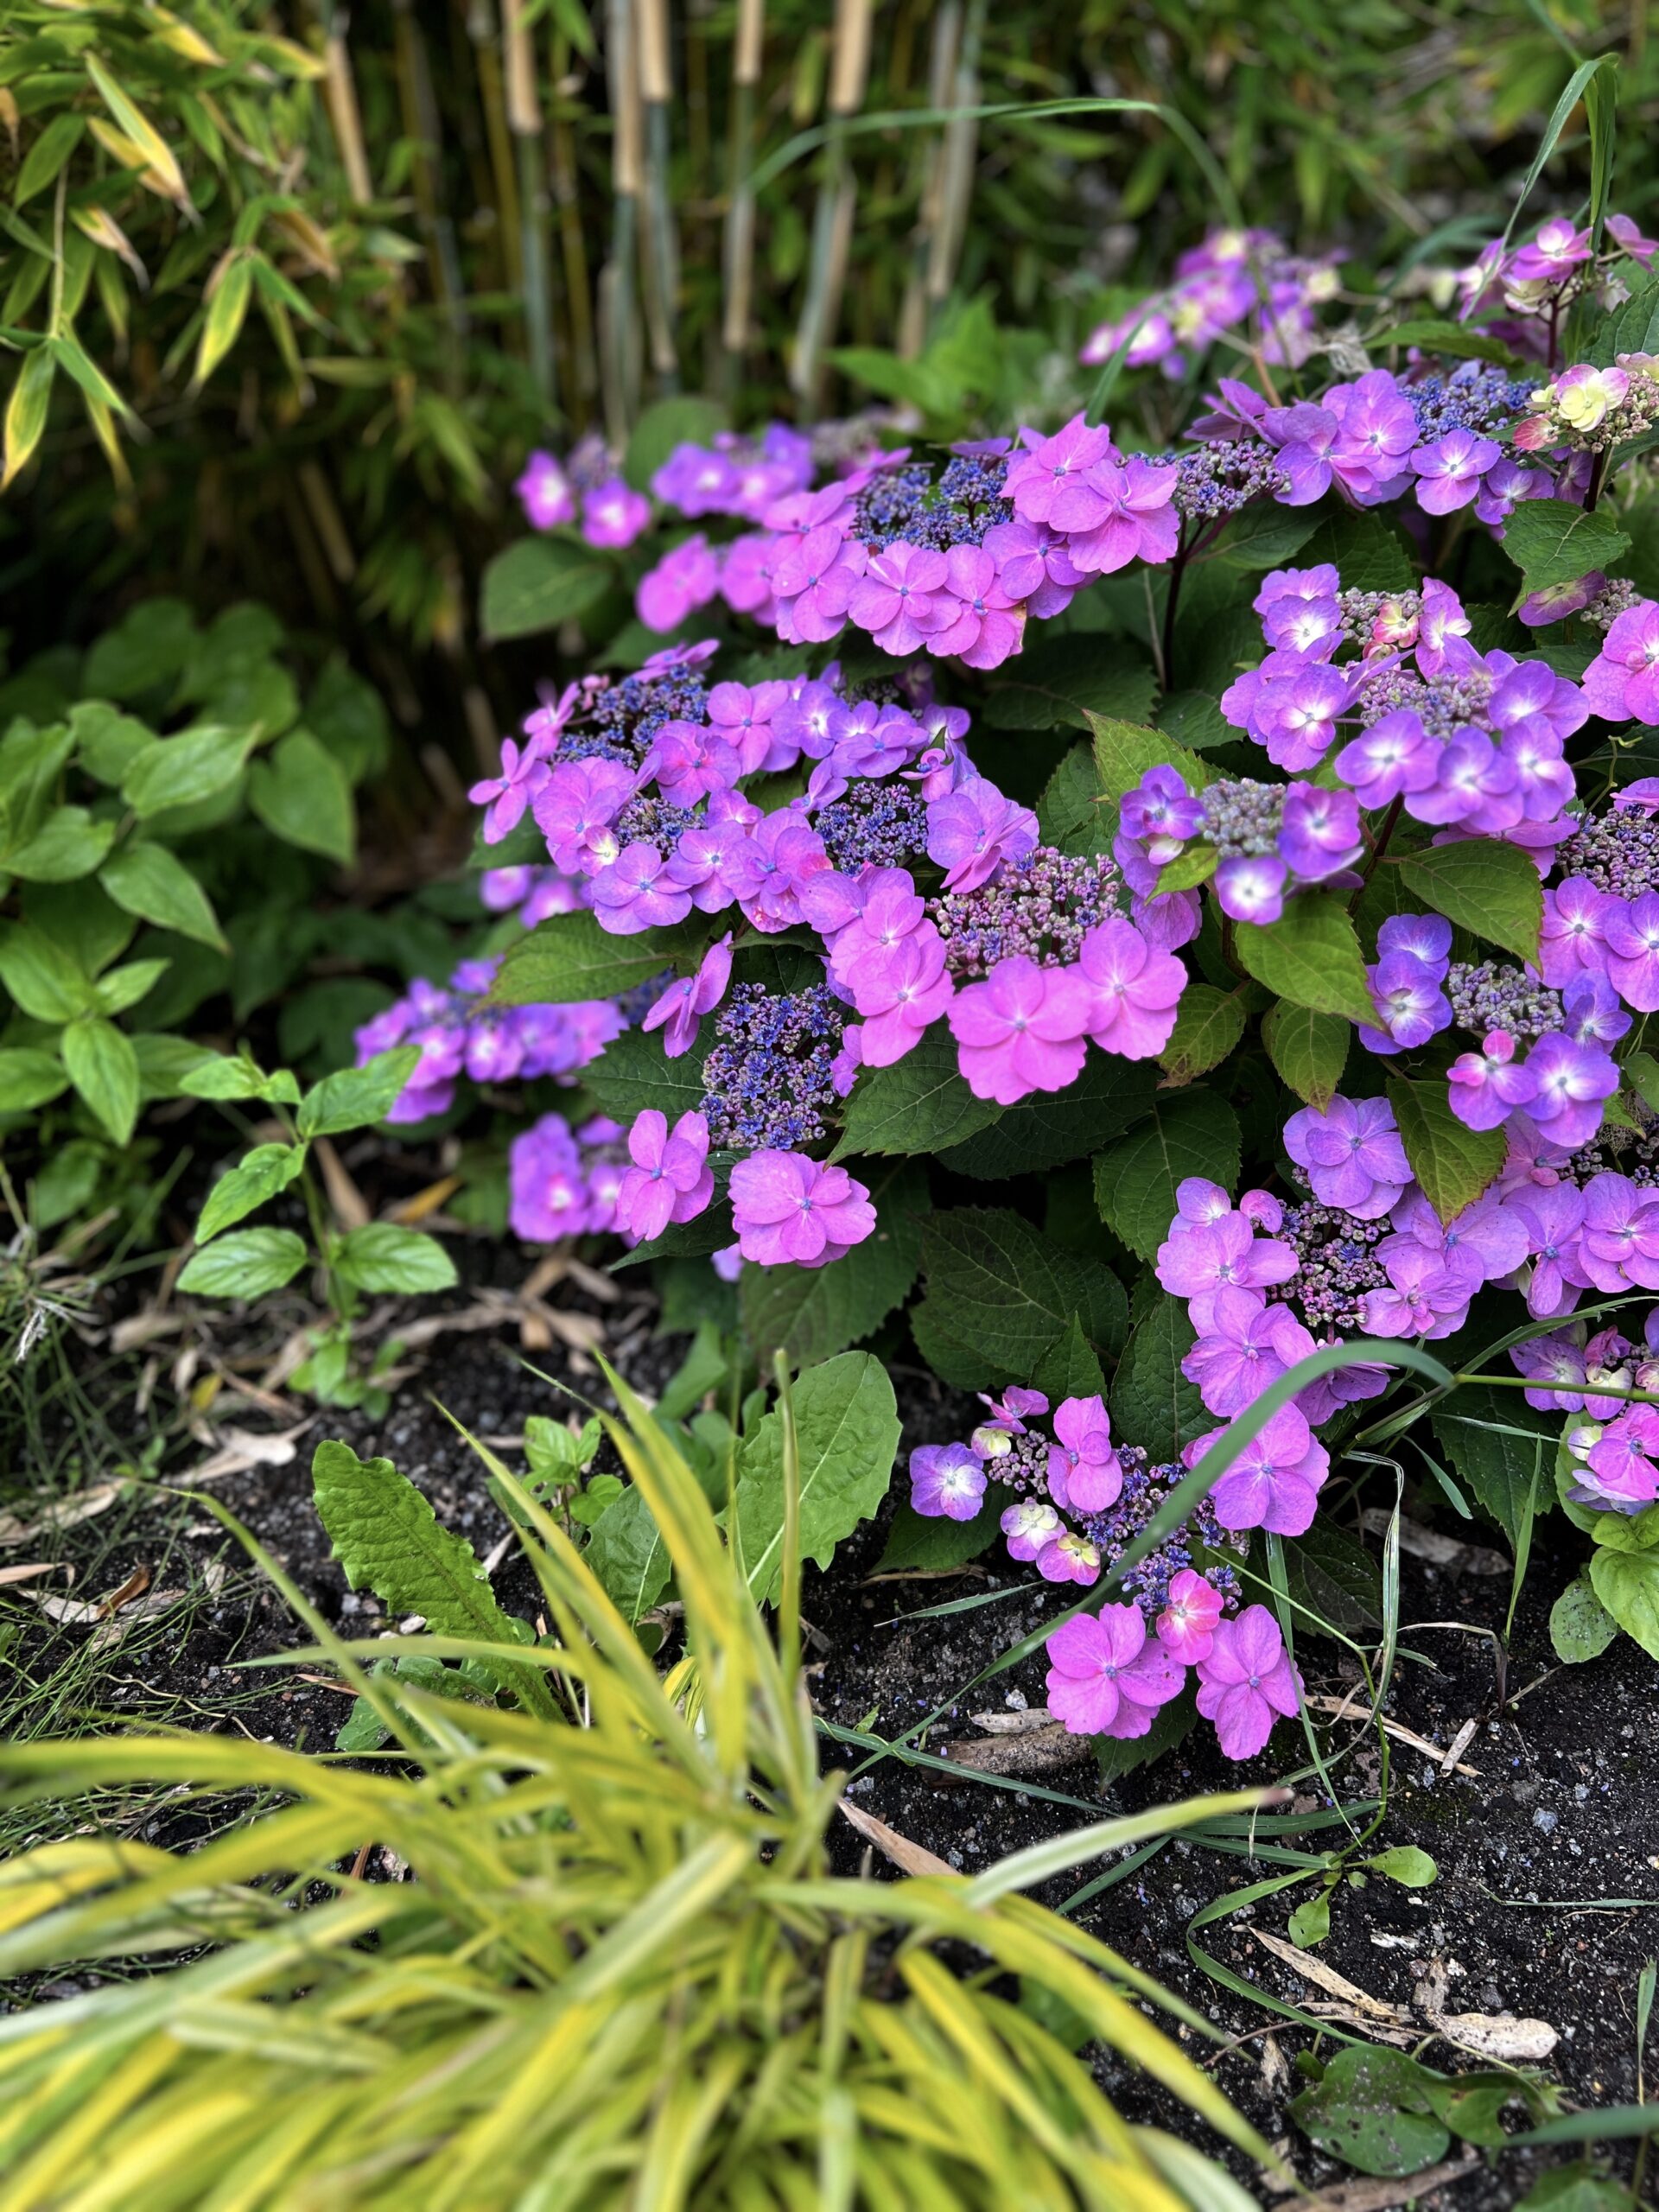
6, 18, 1659, 2208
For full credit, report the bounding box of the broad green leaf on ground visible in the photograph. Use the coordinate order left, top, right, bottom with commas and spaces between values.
1432, 1383, 1554, 1549
937, 1057, 1159, 1179
493, 908, 708, 1007
100, 840, 226, 948
583, 1484, 672, 1623
1262, 1001, 1350, 1109
311, 1440, 546, 1707
1035, 743, 1111, 856
298, 1047, 422, 1138
1092, 1092, 1241, 1262
1549, 1572, 1618, 1663
1387, 1076, 1506, 1223
1108, 1300, 1210, 1465
912, 1209, 1127, 1389
833, 1026, 1002, 1159
248, 728, 356, 863
333, 1224, 458, 1295
741, 1163, 925, 1368
197, 1141, 308, 1241
581, 1023, 706, 1122
177, 1226, 308, 1298
60, 1014, 139, 1145
480, 537, 613, 640
121, 726, 254, 817
982, 637, 1156, 732
1499, 498, 1631, 594
1589, 1547, 1659, 1661
1234, 895, 1375, 1027
1396, 838, 1542, 967
734, 1352, 900, 1605
1289, 2048, 1451, 2177
1160, 985, 1246, 1086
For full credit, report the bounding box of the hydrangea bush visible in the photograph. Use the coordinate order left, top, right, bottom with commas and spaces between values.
355, 207, 1659, 1771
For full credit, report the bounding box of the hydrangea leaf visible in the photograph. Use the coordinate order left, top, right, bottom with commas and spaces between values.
480, 537, 613, 641
1233, 895, 1376, 1027
938, 1058, 1158, 1179
1385, 1076, 1506, 1224
1092, 1686, 1198, 1781
741, 1163, 925, 1367
1032, 1312, 1106, 1402
1499, 497, 1631, 595
623, 396, 728, 490
1085, 714, 1216, 848
1586, 270, 1659, 367
912, 1208, 1127, 1388
1035, 742, 1111, 856
1431, 1382, 1554, 1549
1159, 982, 1245, 1086
1091, 1092, 1241, 1264
1396, 837, 1542, 967
833, 1027, 1002, 1159
1262, 1001, 1350, 1109
734, 1351, 900, 1605
983, 638, 1156, 733
1280, 1518, 1382, 1634
582, 1023, 706, 1122
1107, 1299, 1210, 1468
493, 909, 711, 1008
1293, 510, 1415, 594
875, 1500, 1001, 1573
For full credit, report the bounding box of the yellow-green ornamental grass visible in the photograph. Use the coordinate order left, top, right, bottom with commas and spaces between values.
0, 1373, 1283, 2210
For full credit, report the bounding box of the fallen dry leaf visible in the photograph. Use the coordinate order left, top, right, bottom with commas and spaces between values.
969, 1705, 1059, 1735
1307, 1693, 1482, 1777
185, 1421, 313, 1486
1430, 2010, 1558, 2063
89, 1585, 186, 1654
313, 1137, 372, 1231
18, 1592, 105, 1624
1269, 2155, 1481, 2210
838, 1796, 954, 1878
1360, 1510, 1507, 1576
388, 1176, 461, 1224
0, 1480, 124, 1548
100, 1564, 151, 1616
0, 1561, 67, 1588
938, 1726, 1091, 1780
1252, 1930, 1411, 2023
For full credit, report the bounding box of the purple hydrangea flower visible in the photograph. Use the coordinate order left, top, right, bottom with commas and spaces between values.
1411, 429, 1502, 514
728, 1150, 876, 1268
1283, 1096, 1412, 1220
1078, 916, 1187, 1060
582, 477, 652, 548
1189, 1404, 1328, 1535
615, 1109, 714, 1243
1582, 601, 1659, 726
642, 934, 734, 1058
909, 1442, 987, 1521
1047, 1395, 1122, 1513
1046, 1607, 1185, 1740
1196, 1606, 1301, 1760
588, 842, 696, 935
948, 955, 1093, 1103
1335, 711, 1438, 806
516, 450, 575, 530
1182, 1286, 1317, 1419
925, 775, 1039, 893
1278, 785, 1362, 880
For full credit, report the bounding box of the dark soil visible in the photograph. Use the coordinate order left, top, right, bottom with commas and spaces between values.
8, 1274, 1659, 2207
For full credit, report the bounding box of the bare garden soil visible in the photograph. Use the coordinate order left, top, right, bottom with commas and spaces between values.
6, 1253, 1659, 2209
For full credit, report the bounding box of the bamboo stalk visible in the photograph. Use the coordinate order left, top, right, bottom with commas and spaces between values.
634, 0, 679, 383
549, 29, 599, 412
467, 0, 524, 296
320, 15, 373, 206
898, 0, 958, 359
925, 0, 986, 307
390, 0, 469, 376
599, 0, 645, 440
503, 0, 556, 404
790, 0, 873, 408
719, 0, 764, 374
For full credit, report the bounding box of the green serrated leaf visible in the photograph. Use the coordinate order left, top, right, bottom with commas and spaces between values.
936, 1057, 1159, 1179
1262, 1001, 1350, 1109
1160, 984, 1245, 1086
582, 1484, 671, 1623
99, 840, 225, 949
1589, 1546, 1659, 1661
121, 725, 253, 817
1234, 894, 1375, 1027
1091, 1092, 1241, 1263
833, 1026, 1002, 1160
982, 637, 1156, 733
1500, 498, 1631, 594
480, 537, 613, 642
493, 908, 709, 1008
60, 1014, 139, 1145
912, 1208, 1126, 1389
1395, 838, 1542, 967
1109, 1300, 1210, 1465
741, 1163, 925, 1367
1386, 1076, 1505, 1223
1433, 1383, 1554, 1549
735, 1352, 900, 1605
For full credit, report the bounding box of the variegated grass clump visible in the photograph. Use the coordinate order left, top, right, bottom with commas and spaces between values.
0, 1370, 1281, 2211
